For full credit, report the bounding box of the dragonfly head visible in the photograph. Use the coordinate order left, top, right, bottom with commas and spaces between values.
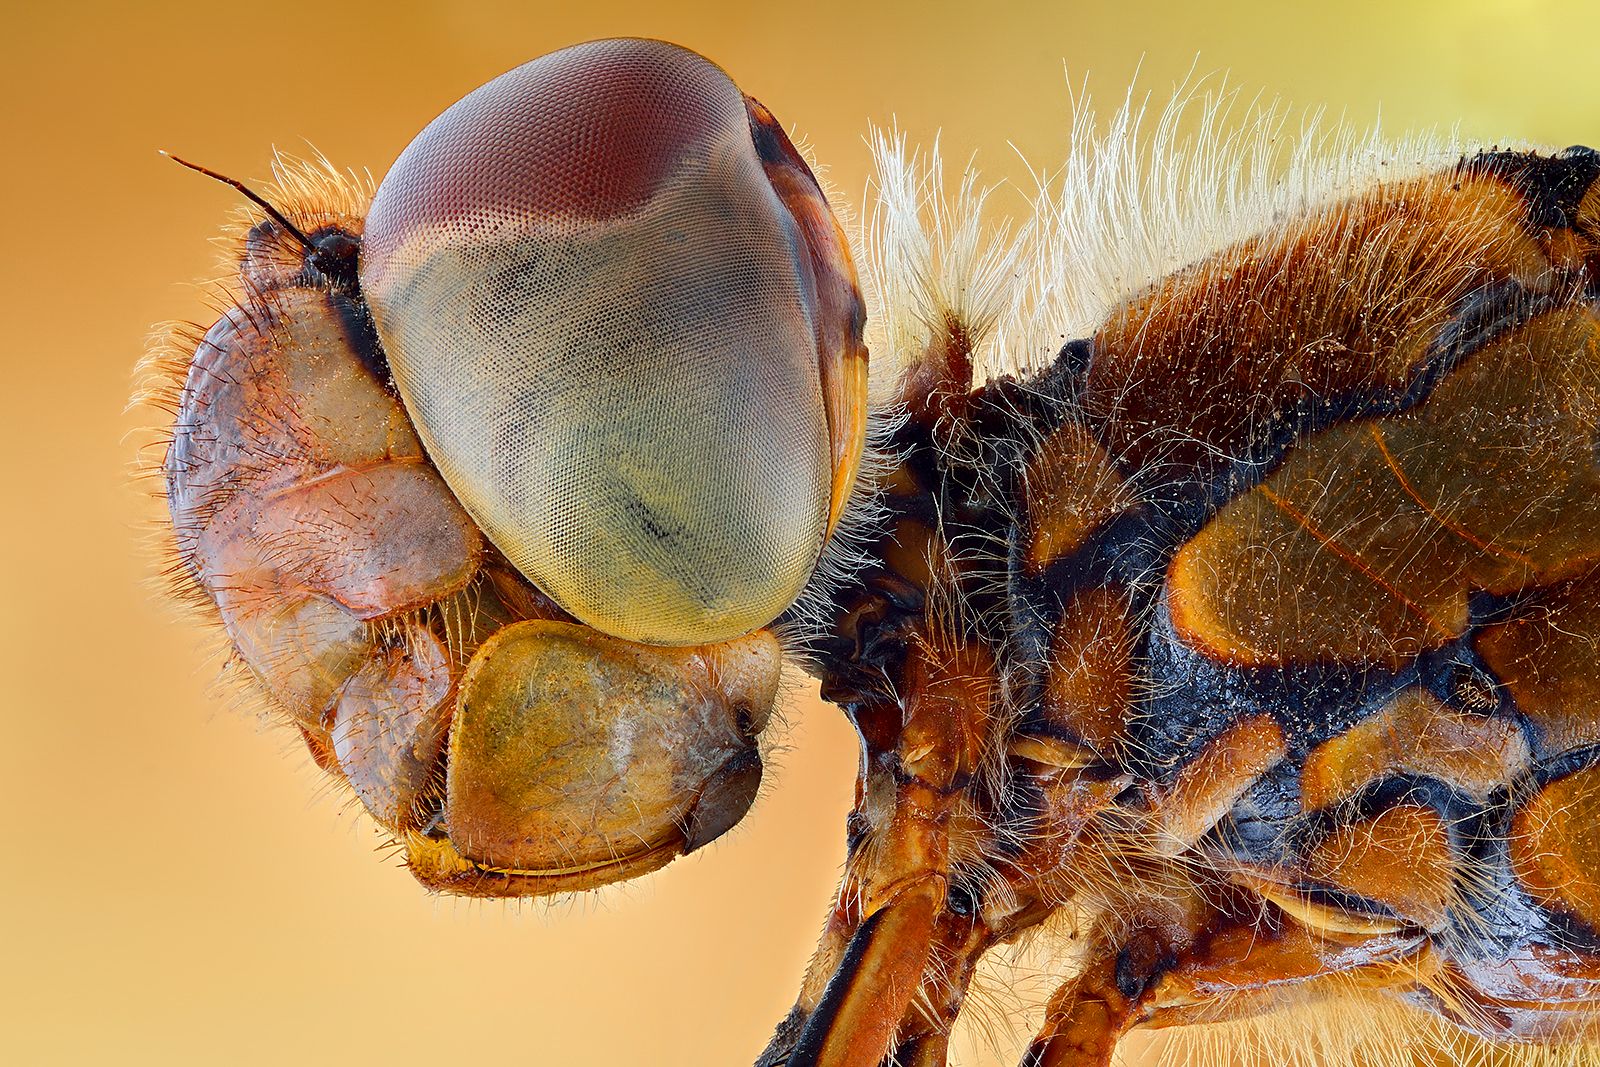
354, 38, 866, 893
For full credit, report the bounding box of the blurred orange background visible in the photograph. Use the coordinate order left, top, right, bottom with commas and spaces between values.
4, 1, 1597, 1064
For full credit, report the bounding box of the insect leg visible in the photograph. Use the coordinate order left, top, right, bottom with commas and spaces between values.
788, 875, 944, 1067
1019, 896, 1435, 1065
883, 888, 1065, 1067
880, 759, 1131, 1066
1026, 965, 1127, 1065
770, 639, 996, 1067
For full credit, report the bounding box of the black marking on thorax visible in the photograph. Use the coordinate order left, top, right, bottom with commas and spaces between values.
1464, 145, 1600, 232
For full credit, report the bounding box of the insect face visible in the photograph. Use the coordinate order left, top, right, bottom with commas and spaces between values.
158, 38, 870, 901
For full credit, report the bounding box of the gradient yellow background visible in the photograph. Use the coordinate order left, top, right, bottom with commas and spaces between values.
5, 2, 1597, 1064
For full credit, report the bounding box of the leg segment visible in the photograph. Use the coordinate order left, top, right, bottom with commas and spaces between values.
1021, 895, 1435, 1066
765, 639, 995, 1067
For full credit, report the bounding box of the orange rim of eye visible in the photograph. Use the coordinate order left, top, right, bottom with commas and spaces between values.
746, 94, 870, 537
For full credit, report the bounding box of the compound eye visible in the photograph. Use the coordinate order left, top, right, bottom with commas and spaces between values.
361, 38, 867, 646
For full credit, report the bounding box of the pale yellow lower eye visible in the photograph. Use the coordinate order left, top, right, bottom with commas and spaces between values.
370, 191, 832, 645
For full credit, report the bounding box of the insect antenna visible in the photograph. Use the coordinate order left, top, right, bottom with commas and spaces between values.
161, 151, 317, 253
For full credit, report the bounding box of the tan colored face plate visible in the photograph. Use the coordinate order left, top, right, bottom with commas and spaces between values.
445, 620, 779, 874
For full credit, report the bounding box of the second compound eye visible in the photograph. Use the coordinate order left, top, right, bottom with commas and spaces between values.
359, 37, 867, 647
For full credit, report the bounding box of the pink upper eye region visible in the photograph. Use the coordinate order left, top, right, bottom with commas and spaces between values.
359, 38, 853, 646
363, 38, 740, 238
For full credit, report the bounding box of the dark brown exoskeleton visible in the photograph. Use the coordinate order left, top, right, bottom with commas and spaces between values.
143, 37, 1600, 1067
